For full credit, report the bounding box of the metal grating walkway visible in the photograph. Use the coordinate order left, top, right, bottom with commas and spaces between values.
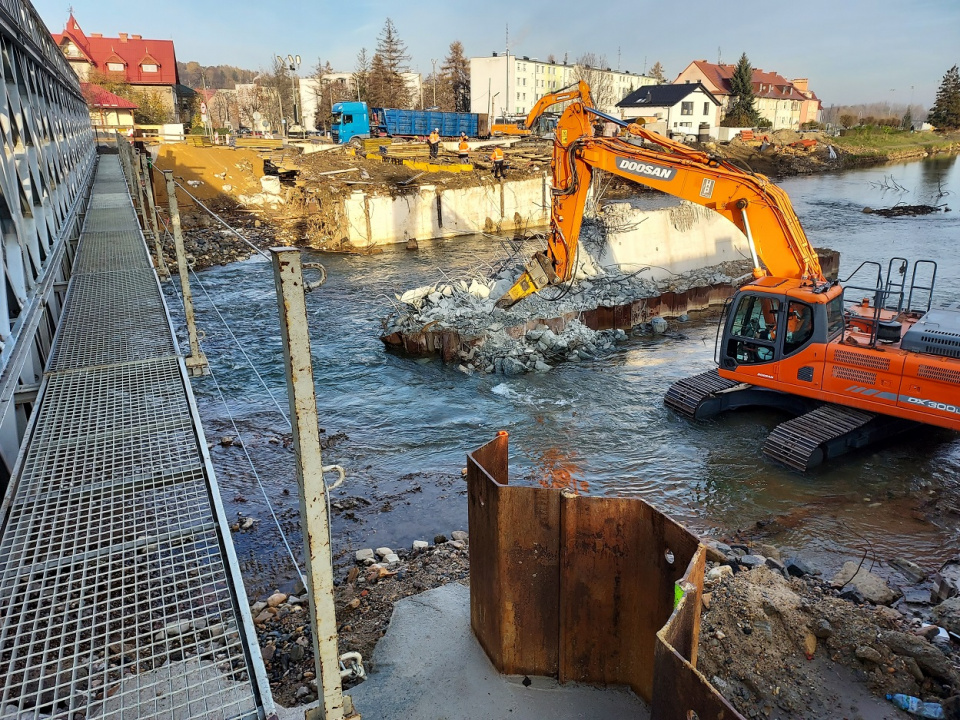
0, 157, 272, 719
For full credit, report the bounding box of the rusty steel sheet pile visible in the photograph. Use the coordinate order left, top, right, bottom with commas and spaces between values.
467, 432, 744, 720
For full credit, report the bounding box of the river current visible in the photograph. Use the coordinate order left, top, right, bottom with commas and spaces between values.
165, 155, 960, 597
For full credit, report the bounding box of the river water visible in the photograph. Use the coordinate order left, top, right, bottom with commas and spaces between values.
166, 155, 960, 597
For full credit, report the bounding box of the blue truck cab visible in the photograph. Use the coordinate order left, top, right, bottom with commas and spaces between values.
331, 101, 370, 144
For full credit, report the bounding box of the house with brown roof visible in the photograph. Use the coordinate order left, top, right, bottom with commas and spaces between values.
52, 13, 185, 123
674, 60, 821, 130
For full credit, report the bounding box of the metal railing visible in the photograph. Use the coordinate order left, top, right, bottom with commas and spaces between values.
0, 0, 95, 490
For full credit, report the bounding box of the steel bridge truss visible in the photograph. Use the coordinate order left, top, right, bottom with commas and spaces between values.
0, 0, 96, 491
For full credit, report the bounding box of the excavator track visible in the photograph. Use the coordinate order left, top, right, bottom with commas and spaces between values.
664, 370, 739, 419
762, 405, 876, 471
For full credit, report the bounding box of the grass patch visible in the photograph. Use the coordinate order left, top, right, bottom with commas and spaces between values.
832, 127, 960, 154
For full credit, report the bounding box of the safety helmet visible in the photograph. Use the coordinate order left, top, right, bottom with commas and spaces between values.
434, 128, 439, 132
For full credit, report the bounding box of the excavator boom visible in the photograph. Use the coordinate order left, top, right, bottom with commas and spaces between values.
496, 82, 824, 308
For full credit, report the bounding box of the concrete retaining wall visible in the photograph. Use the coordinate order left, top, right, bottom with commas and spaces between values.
598, 202, 750, 280
343, 174, 549, 247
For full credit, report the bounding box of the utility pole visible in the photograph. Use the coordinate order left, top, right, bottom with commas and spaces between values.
431, 59, 437, 108
276, 54, 301, 136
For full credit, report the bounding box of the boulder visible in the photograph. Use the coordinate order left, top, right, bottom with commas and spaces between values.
830, 561, 898, 606
855, 645, 883, 664
932, 596, 960, 636
784, 557, 815, 577
890, 558, 927, 584
879, 630, 960, 683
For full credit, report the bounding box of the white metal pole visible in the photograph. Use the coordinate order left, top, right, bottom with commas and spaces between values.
140, 154, 170, 281
270, 248, 349, 720
162, 170, 208, 376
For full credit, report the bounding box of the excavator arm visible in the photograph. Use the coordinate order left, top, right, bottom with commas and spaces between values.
495, 82, 824, 308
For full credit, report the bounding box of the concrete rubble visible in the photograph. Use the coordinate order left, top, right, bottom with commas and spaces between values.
381, 214, 748, 375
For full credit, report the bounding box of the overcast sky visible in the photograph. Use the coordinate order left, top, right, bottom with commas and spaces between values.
37, 0, 958, 108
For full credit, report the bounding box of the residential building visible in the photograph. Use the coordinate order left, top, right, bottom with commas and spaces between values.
470, 53, 656, 119
617, 82, 721, 139
674, 60, 821, 130
82, 83, 137, 131
52, 13, 186, 123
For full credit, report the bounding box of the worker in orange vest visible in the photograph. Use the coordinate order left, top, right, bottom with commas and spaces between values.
490, 146, 505, 179
458, 133, 470, 163
428, 128, 440, 159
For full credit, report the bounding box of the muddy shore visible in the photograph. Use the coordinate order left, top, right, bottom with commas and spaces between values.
248, 529, 960, 717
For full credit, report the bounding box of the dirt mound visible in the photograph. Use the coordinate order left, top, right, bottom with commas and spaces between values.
153, 144, 266, 202
700, 564, 960, 719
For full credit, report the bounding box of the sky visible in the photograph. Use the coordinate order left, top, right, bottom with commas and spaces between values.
36, 0, 959, 108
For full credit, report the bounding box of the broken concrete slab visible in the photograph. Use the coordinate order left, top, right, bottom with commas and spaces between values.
830, 561, 898, 606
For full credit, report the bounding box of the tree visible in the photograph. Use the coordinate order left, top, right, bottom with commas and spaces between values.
309, 59, 352, 133
901, 107, 913, 130
839, 113, 857, 128
366, 18, 411, 108
439, 41, 470, 112
722, 53, 760, 127
572, 53, 614, 110
257, 58, 295, 132
353, 48, 370, 102
649, 61, 666, 84
928, 65, 960, 130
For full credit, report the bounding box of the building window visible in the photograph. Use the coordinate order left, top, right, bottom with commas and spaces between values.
142, 63, 158, 73
703, 102, 710, 115
681, 101, 693, 115
107, 62, 124, 72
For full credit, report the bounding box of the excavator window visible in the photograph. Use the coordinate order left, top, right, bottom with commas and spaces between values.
727, 294, 780, 364
784, 302, 814, 355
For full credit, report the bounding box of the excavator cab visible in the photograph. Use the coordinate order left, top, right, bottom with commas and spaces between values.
717, 281, 845, 374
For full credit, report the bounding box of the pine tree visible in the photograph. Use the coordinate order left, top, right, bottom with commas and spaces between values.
723, 53, 760, 127
368, 18, 411, 108
366, 53, 390, 108
439, 41, 470, 112
649, 61, 666, 84
353, 48, 370, 102
928, 65, 960, 131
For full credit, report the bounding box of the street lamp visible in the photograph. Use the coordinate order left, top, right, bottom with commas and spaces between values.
276, 54, 301, 136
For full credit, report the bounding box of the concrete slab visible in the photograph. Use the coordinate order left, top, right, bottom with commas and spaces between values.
346, 583, 649, 720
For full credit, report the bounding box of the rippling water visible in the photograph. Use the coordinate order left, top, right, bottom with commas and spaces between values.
165, 155, 960, 596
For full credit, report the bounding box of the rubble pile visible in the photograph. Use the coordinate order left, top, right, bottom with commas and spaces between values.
701, 538, 960, 719
381, 218, 749, 374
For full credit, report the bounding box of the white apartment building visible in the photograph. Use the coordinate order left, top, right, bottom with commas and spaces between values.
470, 53, 656, 119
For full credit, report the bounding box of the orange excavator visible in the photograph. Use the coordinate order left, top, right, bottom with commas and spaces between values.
495, 81, 960, 470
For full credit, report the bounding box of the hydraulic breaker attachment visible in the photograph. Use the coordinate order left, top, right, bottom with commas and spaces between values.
494, 251, 558, 308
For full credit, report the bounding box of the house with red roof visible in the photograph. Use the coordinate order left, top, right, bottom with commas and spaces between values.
674, 60, 821, 130
81, 83, 138, 132
52, 13, 185, 124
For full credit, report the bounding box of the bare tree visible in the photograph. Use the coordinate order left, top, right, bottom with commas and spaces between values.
649, 61, 666, 83
572, 53, 614, 111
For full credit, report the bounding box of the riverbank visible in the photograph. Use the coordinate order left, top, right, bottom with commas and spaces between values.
249, 531, 960, 717
711, 128, 960, 178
